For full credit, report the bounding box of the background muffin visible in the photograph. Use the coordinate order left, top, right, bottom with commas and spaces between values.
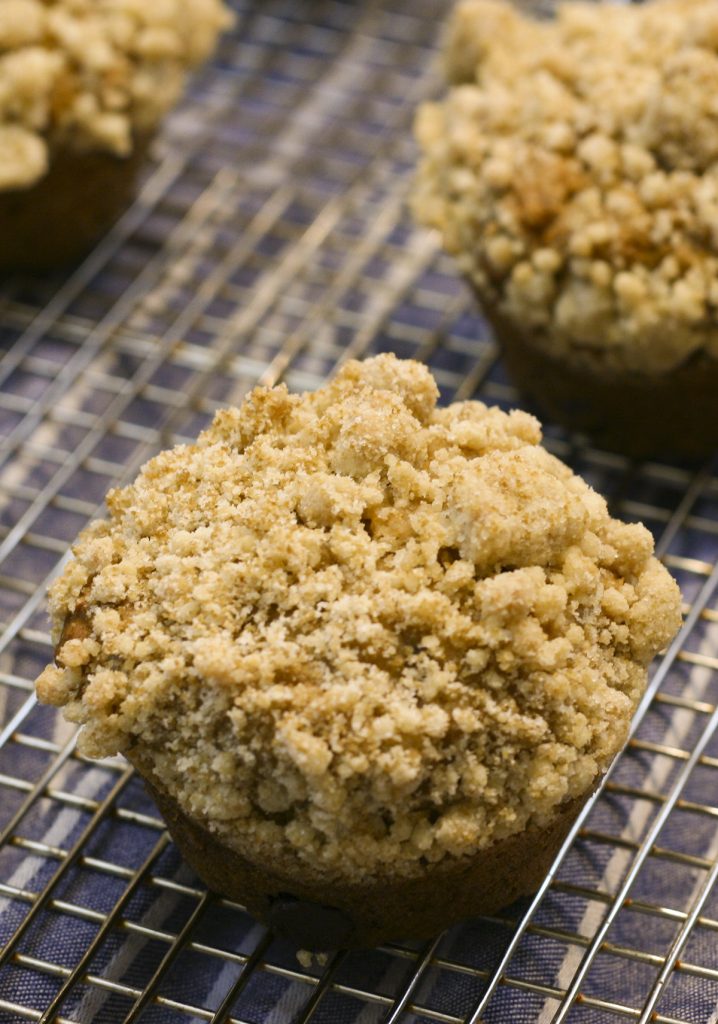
413, 0, 718, 458
36, 356, 681, 948
0, 0, 232, 272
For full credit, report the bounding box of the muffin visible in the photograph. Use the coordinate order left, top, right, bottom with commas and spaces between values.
0, 0, 232, 273
413, 0, 718, 458
36, 355, 682, 949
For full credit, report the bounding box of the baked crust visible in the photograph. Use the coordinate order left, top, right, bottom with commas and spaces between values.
0, 137, 149, 273
484, 299, 718, 459
138, 758, 594, 949
56, 602, 597, 949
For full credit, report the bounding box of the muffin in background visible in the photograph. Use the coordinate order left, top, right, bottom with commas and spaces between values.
36, 355, 682, 949
0, 0, 233, 273
413, 0, 718, 458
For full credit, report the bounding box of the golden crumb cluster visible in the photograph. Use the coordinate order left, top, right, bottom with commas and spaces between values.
0, 0, 233, 190
37, 356, 681, 880
413, 0, 718, 373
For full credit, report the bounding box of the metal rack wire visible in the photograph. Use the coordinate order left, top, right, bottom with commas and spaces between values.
1, 1, 717, 1022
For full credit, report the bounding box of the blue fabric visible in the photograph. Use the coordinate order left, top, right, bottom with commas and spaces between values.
1, 1, 718, 1021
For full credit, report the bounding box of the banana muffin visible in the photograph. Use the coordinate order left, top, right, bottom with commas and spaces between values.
0, 0, 232, 272
36, 356, 682, 948
413, 0, 718, 458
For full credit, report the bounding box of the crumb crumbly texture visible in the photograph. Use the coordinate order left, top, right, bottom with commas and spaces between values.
0, 0, 233, 191
37, 356, 682, 881
413, 0, 718, 374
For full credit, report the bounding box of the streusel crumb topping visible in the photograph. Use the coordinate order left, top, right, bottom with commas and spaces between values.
0, 0, 233, 190
413, 0, 718, 373
37, 356, 681, 879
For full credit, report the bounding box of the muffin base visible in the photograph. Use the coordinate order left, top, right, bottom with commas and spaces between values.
483, 303, 718, 460
60, 610, 595, 950
0, 139, 150, 274
137, 763, 592, 950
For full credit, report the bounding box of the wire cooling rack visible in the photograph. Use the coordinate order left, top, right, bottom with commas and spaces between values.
1, 1, 718, 1022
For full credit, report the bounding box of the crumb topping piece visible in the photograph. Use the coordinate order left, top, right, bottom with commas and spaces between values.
413, 0, 718, 373
0, 0, 233, 190
37, 356, 682, 880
